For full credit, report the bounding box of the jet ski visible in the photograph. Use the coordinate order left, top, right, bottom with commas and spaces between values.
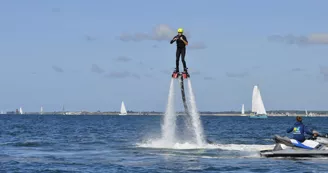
260, 133, 328, 157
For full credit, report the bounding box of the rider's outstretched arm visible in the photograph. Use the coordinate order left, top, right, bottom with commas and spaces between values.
170, 36, 178, 44
286, 127, 293, 133
305, 126, 314, 135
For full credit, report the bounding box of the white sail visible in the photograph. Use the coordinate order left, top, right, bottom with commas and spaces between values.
252, 86, 258, 112
251, 85, 266, 115
241, 104, 245, 115
40, 106, 43, 114
119, 101, 127, 115
19, 107, 23, 114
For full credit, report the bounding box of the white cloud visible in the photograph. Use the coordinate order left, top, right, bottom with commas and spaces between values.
226, 71, 249, 78
291, 68, 305, 72
144, 74, 153, 78
189, 42, 207, 50
105, 71, 140, 79
105, 71, 130, 78
91, 64, 105, 74
204, 77, 215, 80
268, 33, 328, 45
119, 24, 191, 42
115, 56, 132, 62
308, 34, 328, 44
190, 70, 201, 75
85, 35, 97, 42
52, 65, 64, 73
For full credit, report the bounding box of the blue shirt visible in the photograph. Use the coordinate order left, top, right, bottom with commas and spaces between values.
286, 121, 313, 142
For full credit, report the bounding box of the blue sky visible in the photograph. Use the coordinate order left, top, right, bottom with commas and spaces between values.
1, 0, 328, 112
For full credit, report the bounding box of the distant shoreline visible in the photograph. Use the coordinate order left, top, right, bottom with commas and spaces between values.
2, 112, 328, 117
4, 109, 328, 116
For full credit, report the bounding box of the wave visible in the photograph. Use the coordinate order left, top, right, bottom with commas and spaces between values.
136, 139, 274, 151
1, 140, 53, 147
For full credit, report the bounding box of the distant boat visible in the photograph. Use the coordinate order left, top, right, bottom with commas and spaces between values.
241, 104, 246, 116
250, 85, 268, 119
119, 101, 128, 115
305, 109, 308, 117
40, 106, 43, 115
19, 107, 23, 115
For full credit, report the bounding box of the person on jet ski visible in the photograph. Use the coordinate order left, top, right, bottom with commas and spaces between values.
286, 116, 317, 142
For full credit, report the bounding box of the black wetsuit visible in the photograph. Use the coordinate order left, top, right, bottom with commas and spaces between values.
170, 35, 188, 72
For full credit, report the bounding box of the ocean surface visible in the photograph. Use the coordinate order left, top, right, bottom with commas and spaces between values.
0, 115, 328, 173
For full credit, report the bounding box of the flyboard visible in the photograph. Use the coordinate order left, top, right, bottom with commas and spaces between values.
172, 70, 190, 116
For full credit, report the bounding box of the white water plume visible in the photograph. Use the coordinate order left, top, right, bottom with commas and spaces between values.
186, 79, 205, 146
161, 79, 177, 145
144, 78, 206, 149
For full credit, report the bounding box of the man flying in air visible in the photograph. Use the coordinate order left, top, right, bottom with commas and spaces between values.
170, 28, 188, 74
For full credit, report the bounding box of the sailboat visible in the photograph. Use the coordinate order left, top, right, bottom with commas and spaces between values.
241, 104, 246, 116
19, 107, 23, 115
40, 106, 44, 115
119, 101, 128, 115
305, 109, 308, 117
250, 85, 268, 119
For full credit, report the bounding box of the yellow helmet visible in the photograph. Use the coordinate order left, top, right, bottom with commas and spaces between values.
177, 28, 184, 33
